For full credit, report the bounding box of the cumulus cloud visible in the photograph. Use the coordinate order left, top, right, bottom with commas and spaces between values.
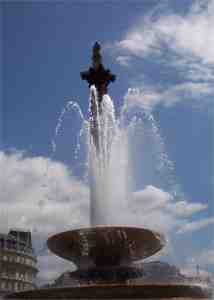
0, 150, 89, 282
116, 0, 214, 63
0, 151, 89, 237
167, 201, 207, 218
0, 152, 89, 236
132, 185, 172, 212
116, 55, 132, 67
0, 151, 208, 239
0, 151, 212, 282
113, 0, 214, 110
131, 186, 175, 233
177, 217, 214, 234
130, 185, 209, 234
124, 87, 160, 112
124, 82, 213, 111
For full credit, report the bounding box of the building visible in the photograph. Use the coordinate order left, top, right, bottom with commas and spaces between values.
0, 229, 38, 297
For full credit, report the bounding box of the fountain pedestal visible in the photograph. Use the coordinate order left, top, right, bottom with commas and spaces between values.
47, 226, 164, 284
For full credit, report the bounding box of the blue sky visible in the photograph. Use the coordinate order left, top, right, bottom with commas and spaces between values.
1, 0, 214, 282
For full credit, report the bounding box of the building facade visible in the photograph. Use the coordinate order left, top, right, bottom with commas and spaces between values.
0, 230, 38, 297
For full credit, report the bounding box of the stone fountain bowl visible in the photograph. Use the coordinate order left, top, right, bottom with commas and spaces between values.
47, 226, 165, 269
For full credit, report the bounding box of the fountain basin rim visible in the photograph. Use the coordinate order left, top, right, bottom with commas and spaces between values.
47, 226, 165, 267
47, 225, 165, 235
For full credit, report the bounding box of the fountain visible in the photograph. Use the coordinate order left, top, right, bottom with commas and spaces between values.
5, 43, 212, 299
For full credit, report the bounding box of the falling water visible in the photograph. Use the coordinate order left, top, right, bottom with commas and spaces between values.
46, 85, 176, 228
87, 85, 175, 226
52, 100, 84, 157
33, 84, 213, 291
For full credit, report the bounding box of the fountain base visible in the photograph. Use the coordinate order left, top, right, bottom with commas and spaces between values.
6, 283, 212, 299
5, 227, 212, 299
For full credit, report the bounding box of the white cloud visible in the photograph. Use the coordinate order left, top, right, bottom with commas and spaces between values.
124, 82, 213, 111
130, 185, 209, 235
124, 87, 160, 112
177, 217, 214, 234
131, 186, 175, 233
0, 151, 89, 237
0, 150, 89, 283
132, 185, 172, 212
116, 0, 214, 64
113, 0, 214, 110
167, 201, 207, 217
123, 82, 213, 111
0, 152, 89, 235
116, 55, 131, 67
0, 151, 212, 283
